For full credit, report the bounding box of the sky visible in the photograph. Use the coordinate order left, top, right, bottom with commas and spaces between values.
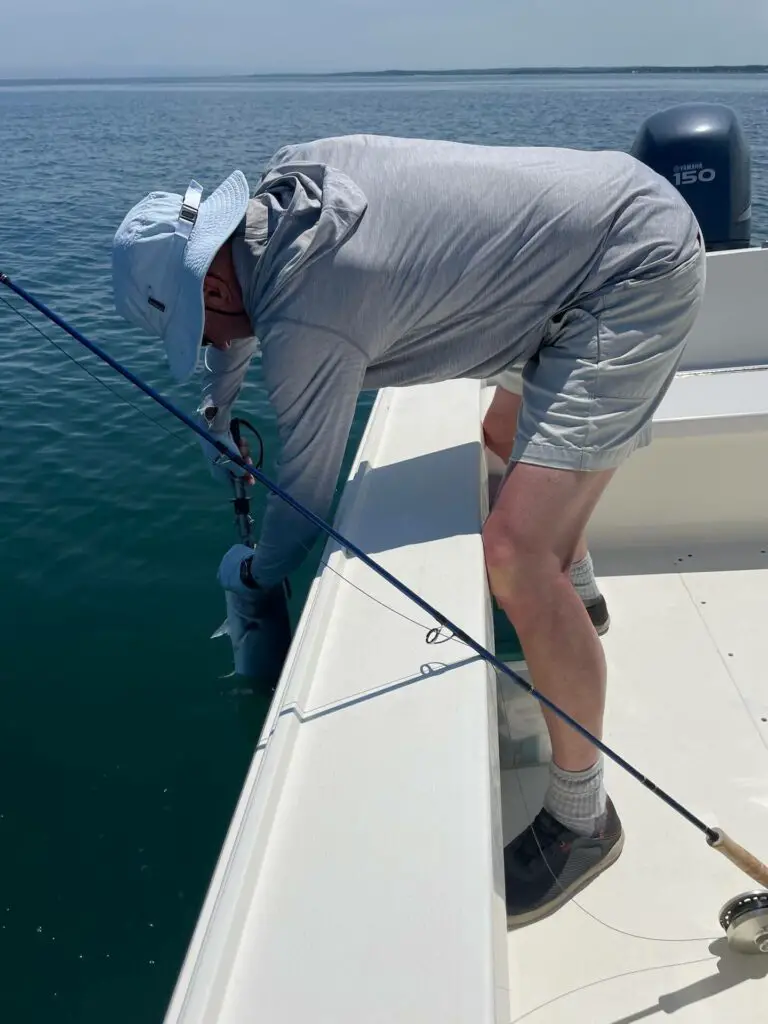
1, 0, 767, 78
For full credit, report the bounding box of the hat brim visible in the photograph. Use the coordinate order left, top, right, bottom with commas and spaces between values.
163, 170, 250, 383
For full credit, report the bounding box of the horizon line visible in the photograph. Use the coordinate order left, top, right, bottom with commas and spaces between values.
1, 63, 767, 84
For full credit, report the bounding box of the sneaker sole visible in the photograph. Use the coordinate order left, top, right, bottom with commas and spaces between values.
585, 595, 610, 637
595, 614, 610, 637
506, 829, 625, 928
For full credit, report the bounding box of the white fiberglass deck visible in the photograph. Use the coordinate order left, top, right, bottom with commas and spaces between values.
165, 379, 508, 1024
164, 245, 768, 1023
503, 566, 768, 1022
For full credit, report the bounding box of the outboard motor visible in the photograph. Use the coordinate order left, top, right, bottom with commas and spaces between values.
630, 102, 751, 251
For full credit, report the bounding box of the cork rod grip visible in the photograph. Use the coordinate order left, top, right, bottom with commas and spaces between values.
708, 830, 768, 887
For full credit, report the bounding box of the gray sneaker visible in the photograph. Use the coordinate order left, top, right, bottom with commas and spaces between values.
504, 796, 624, 927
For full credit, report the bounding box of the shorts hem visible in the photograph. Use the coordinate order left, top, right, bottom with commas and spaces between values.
510, 428, 652, 472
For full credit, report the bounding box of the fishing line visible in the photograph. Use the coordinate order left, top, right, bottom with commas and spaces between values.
510, 770, 722, 944
2, 271, 768, 908
0, 293, 191, 448
313, 555, 453, 639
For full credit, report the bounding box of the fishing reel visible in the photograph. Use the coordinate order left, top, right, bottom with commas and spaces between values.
719, 891, 768, 954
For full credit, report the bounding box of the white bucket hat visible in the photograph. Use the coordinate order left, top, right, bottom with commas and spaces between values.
112, 170, 250, 382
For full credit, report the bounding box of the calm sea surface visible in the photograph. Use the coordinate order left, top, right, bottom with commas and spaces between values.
1, 72, 767, 1022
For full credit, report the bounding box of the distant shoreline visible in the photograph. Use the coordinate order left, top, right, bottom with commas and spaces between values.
2, 65, 768, 85
262, 65, 768, 78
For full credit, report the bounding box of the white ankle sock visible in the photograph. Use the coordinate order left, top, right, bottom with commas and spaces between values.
570, 552, 601, 602
544, 757, 607, 836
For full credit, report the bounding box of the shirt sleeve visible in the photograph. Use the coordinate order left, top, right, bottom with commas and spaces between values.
248, 324, 367, 588
196, 335, 259, 436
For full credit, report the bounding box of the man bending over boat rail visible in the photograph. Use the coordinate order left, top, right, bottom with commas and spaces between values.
111, 134, 705, 926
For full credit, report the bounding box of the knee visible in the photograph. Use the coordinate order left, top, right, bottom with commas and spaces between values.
482, 518, 567, 624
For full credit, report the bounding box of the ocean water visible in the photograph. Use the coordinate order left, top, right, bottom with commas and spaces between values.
1, 72, 767, 1022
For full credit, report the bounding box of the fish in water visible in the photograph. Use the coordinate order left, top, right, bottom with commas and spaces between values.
210, 435, 293, 687
212, 583, 292, 687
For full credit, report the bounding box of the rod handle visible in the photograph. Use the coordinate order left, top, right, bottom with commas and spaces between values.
708, 829, 768, 887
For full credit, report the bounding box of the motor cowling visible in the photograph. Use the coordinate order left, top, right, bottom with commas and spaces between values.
630, 102, 751, 251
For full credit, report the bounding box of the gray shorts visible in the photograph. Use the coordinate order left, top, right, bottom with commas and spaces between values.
487, 236, 707, 472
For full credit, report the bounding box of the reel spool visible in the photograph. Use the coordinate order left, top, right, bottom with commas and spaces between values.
719, 891, 768, 954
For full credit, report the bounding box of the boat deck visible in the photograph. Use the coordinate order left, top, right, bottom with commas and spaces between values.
163, 246, 768, 1024
503, 566, 768, 1022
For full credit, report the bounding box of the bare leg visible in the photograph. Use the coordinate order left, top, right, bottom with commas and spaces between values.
492, 459, 626, 924
482, 387, 588, 562
483, 461, 615, 770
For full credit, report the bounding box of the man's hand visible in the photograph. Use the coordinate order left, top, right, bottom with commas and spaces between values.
198, 426, 255, 486
217, 543, 261, 595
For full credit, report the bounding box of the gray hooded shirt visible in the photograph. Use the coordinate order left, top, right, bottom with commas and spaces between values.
198, 133, 698, 587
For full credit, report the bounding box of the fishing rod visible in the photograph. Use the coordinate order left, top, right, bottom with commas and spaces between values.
2, 271, 767, 933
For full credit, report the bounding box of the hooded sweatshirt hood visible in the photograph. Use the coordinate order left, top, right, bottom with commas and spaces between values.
231, 159, 368, 327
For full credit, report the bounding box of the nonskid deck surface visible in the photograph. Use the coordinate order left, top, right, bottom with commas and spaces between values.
502, 568, 768, 1022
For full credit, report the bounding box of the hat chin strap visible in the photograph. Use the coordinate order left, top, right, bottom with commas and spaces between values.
175, 180, 203, 241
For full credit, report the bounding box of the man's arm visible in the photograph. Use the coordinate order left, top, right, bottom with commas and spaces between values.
195, 335, 259, 466
247, 324, 367, 588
